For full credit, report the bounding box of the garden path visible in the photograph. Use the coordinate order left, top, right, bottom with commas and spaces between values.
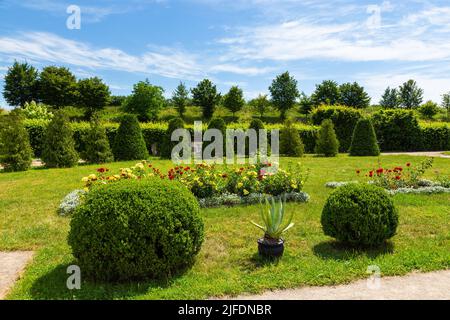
0, 251, 34, 299
382, 151, 450, 158
227, 270, 450, 300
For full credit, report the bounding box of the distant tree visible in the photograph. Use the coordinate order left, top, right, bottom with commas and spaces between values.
122, 79, 165, 122
77, 77, 110, 119
38, 66, 77, 108
223, 86, 245, 117
312, 80, 341, 106
441, 92, 450, 120
418, 101, 439, 120
380, 87, 400, 109
172, 82, 190, 118
3, 61, 39, 107
339, 82, 371, 109
269, 72, 299, 120
41, 110, 79, 168
399, 80, 424, 109
191, 79, 221, 120
110, 95, 127, 106
0, 110, 33, 172
249, 94, 270, 118
81, 115, 114, 164
299, 92, 315, 114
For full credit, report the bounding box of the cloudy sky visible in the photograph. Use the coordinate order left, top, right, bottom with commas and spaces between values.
1, 0, 450, 108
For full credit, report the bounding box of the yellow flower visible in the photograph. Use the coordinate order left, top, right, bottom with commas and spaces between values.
81, 177, 89, 182
83, 187, 89, 192
88, 174, 97, 180
237, 182, 244, 189
135, 163, 144, 169
291, 184, 297, 189
243, 189, 249, 196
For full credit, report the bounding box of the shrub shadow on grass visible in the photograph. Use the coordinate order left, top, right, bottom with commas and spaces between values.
29, 262, 184, 300
312, 240, 395, 261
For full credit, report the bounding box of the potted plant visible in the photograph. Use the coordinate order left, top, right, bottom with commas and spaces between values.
251, 197, 294, 258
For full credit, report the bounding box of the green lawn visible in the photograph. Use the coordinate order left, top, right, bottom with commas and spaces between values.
1, 155, 449, 299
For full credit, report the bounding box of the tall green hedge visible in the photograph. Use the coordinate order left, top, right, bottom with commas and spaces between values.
311, 105, 362, 152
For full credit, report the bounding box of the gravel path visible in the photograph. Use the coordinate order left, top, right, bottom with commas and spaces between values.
0, 251, 34, 300
228, 270, 450, 300
382, 151, 450, 158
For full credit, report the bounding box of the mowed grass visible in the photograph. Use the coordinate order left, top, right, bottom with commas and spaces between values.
1, 155, 449, 300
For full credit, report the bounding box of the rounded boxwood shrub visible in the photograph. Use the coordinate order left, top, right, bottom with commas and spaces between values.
349, 118, 380, 156
315, 119, 339, 157
112, 114, 149, 161
160, 117, 185, 159
321, 184, 398, 247
68, 178, 204, 281
41, 110, 79, 168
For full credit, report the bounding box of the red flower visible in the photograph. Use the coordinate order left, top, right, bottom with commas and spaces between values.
395, 176, 401, 180
376, 168, 384, 175
369, 171, 374, 178
97, 167, 109, 173
406, 163, 411, 167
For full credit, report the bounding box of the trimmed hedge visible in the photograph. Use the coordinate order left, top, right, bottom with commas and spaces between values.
23, 117, 449, 160
311, 105, 363, 152
68, 178, 204, 281
321, 183, 398, 247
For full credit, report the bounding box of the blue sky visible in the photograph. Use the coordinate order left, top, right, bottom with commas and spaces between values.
1, 0, 450, 109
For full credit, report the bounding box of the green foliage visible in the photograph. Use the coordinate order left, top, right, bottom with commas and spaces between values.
339, 82, 371, 109
420, 123, 450, 151
77, 77, 110, 119
312, 80, 340, 106
38, 66, 77, 108
172, 82, 190, 118
399, 80, 424, 109
249, 118, 265, 131
110, 95, 127, 106
223, 86, 245, 116
251, 197, 294, 240
208, 117, 227, 134
81, 115, 114, 164
380, 87, 400, 109
311, 105, 362, 152
321, 184, 399, 246
112, 114, 148, 161
41, 111, 79, 168
315, 119, 339, 157
191, 79, 221, 120
299, 93, 314, 114
441, 92, 450, 120
269, 72, 300, 120
160, 117, 185, 159
249, 94, 271, 117
68, 178, 204, 281
123, 80, 165, 122
371, 109, 422, 152
280, 120, 304, 157
349, 118, 380, 156
0, 110, 33, 172
418, 100, 439, 119
22, 101, 53, 120
3, 61, 39, 107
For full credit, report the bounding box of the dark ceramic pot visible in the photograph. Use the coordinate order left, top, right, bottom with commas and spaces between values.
257, 238, 284, 258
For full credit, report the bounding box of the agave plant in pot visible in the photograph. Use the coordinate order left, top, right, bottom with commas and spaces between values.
251, 197, 294, 258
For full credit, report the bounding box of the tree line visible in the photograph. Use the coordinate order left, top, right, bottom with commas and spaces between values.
2, 61, 450, 121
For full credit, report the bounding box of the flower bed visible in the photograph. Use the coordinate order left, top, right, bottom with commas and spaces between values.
75, 161, 310, 209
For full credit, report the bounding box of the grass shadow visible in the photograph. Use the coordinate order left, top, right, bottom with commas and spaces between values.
29, 262, 185, 300
312, 240, 395, 261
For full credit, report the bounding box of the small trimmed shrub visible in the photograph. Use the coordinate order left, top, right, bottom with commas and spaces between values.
280, 120, 304, 157
315, 119, 339, 157
249, 119, 265, 131
112, 114, 149, 161
68, 178, 204, 281
41, 111, 79, 168
0, 111, 33, 172
311, 105, 362, 152
81, 115, 114, 164
349, 118, 380, 156
321, 184, 398, 247
160, 117, 185, 159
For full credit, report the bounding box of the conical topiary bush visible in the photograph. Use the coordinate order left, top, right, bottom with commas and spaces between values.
0, 110, 33, 172
81, 115, 114, 164
41, 110, 79, 168
280, 120, 304, 157
112, 114, 149, 161
349, 118, 380, 156
315, 119, 339, 157
160, 117, 186, 159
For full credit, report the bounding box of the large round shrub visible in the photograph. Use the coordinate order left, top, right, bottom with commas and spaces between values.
68, 179, 204, 281
321, 184, 398, 247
